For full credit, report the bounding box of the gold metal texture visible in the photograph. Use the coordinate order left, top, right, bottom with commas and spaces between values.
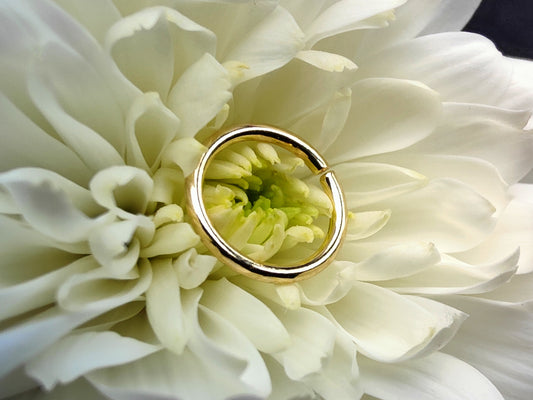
186, 125, 347, 283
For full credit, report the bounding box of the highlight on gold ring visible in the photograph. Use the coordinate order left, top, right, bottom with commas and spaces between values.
186, 125, 347, 283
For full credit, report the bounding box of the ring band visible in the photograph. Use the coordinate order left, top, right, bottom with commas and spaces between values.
186, 125, 347, 283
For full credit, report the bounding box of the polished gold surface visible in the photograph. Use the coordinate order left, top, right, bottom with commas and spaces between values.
186, 125, 347, 283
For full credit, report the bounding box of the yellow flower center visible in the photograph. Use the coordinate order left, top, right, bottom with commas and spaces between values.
203, 142, 333, 264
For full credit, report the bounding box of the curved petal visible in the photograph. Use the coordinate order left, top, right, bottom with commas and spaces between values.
0, 94, 91, 186
336, 161, 428, 208
304, 0, 406, 47
26, 331, 160, 390
269, 304, 336, 380
381, 250, 519, 295
419, 0, 482, 34
359, 179, 497, 253
454, 183, 533, 273
0, 256, 92, 322
167, 53, 232, 137
27, 43, 128, 165
105, 6, 216, 101
370, 153, 509, 214
124, 92, 180, 172
327, 282, 466, 362
173, 248, 218, 290
145, 258, 188, 355
359, 352, 503, 400
0, 171, 113, 243
324, 78, 442, 163
438, 296, 533, 400
340, 241, 441, 281
200, 278, 290, 354
357, 32, 514, 106
54, 0, 121, 45
222, 5, 305, 83
57, 259, 152, 313
404, 103, 533, 184
0, 307, 103, 379
90, 166, 154, 218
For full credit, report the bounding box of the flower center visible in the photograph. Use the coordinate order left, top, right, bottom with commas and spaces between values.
203, 141, 333, 264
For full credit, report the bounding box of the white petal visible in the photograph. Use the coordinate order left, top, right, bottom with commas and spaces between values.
0, 0, 138, 145
359, 352, 503, 400
167, 53, 232, 137
270, 305, 336, 380
0, 168, 101, 216
54, 0, 121, 44
336, 161, 427, 208
222, 5, 305, 83
296, 49, 357, 72
145, 258, 188, 354
124, 92, 180, 172
499, 57, 533, 128
340, 241, 441, 281
88, 348, 262, 400
0, 171, 112, 243
232, 58, 356, 137
0, 307, 101, 379
357, 32, 513, 105
26, 331, 160, 390
140, 222, 200, 258
192, 305, 271, 397
201, 278, 290, 353
90, 166, 154, 218
302, 327, 363, 399
27, 43, 127, 167
89, 220, 141, 276
419, 0, 483, 35
0, 215, 83, 285
0, 256, 93, 322
455, 183, 533, 274
296, 261, 354, 306
89, 290, 270, 399
325, 78, 442, 163
173, 248, 218, 290
359, 179, 496, 253
161, 137, 207, 178
0, 94, 91, 186
57, 259, 152, 313
9, 378, 109, 400
264, 356, 314, 400
305, 0, 406, 47
405, 103, 533, 184
439, 296, 533, 400
370, 153, 509, 213
382, 250, 519, 295
327, 282, 466, 362
105, 6, 216, 100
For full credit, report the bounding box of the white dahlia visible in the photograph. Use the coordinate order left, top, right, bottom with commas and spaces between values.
1, 1, 532, 400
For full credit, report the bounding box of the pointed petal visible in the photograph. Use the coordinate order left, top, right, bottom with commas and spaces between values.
201, 278, 290, 353
325, 78, 442, 163
328, 282, 466, 362
26, 331, 160, 390
438, 296, 533, 400
167, 53, 232, 137
145, 258, 188, 354
359, 352, 504, 400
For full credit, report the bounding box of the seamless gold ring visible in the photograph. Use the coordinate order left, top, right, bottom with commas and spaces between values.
186, 125, 347, 283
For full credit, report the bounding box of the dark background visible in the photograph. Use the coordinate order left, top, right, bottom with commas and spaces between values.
464, 0, 533, 59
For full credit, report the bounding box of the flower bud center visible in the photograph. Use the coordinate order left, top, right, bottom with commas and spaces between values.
203, 142, 332, 264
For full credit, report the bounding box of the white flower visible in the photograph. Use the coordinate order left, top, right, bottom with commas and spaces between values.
0, 1, 532, 400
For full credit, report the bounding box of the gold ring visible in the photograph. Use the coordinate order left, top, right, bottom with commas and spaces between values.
186, 125, 347, 283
